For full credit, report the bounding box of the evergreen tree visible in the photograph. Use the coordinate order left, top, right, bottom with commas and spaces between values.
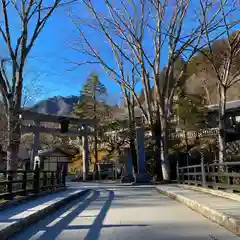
73, 72, 109, 175
74, 72, 108, 119
174, 91, 207, 151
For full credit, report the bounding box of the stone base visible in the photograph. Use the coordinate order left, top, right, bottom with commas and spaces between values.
121, 175, 134, 183
134, 173, 152, 184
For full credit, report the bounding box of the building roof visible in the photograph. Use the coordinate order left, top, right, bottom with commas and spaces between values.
38, 148, 74, 157
207, 99, 240, 112
113, 103, 148, 121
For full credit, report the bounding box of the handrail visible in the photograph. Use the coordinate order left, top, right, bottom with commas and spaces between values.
0, 168, 66, 201
177, 160, 240, 192
178, 161, 240, 169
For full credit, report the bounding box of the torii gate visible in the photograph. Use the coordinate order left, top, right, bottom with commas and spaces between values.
19, 109, 95, 181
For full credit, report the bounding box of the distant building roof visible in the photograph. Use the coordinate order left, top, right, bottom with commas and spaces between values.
207, 99, 240, 112
38, 148, 74, 157
113, 103, 148, 121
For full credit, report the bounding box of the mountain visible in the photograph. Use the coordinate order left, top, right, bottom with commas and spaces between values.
29, 95, 126, 120
184, 74, 240, 105
30, 95, 79, 116
138, 73, 240, 106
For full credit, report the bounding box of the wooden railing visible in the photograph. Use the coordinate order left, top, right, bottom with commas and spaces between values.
177, 159, 240, 192
0, 166, 66, 200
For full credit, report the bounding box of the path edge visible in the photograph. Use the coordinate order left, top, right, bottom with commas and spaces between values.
174, 184, 240, 203
0, 189, 90, 240
156, 186, 240, 236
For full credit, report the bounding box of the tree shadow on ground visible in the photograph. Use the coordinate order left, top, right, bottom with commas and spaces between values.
84, 190, 113, 239
11, 189, 148, 240
10, 190, 99, 239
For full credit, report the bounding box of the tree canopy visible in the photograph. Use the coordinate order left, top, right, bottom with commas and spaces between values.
73, 72, 110, 121
174, 91, 207, 132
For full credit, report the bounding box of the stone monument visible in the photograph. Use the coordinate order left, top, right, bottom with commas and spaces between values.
120, 147, 134, 183
134, 126, 152, 184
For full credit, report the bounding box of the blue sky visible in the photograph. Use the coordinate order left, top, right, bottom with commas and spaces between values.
23, 6, 122, 105
21, 0, 172, 105
19, 1, 206, 104
2, 0, 238, 106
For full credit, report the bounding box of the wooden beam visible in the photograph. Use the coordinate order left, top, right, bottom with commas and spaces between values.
19, 109, 94, 126
21, 125, 94, 136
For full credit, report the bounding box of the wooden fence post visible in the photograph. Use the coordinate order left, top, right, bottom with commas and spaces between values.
56, 171, 60, 186
200, 148, 206, 187
7, 172, 13, 200
62, 169, 66, 187
194, 166, 197, 184
43, 172, 47, 189
34, 163, 40, 194
22, 171, 27, 195
226, 166, 233, 187
51, 172, 55, 189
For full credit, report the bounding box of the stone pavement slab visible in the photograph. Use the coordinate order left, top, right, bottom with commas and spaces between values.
0, 188, 89, 240
156, 185, 240, 236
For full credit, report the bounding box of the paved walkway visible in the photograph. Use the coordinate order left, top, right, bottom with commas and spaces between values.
11, 184, 239, 240
0, 188, 85, 235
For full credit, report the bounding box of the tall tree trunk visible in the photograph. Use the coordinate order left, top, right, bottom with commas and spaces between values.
161, 112, 171, 181
218, 85, 227, 163
151, 103, 163, 181
140, 70, 162, 179
7, 107, 21, 170
6, 71, 23, 171
152, 120, 163, 181
93, 90, 98, 175
126, 90, 138, 174
93, 119, 98, 181
94, 127, 98, 168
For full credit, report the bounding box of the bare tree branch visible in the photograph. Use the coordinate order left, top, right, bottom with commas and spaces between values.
71, 0, 232, 180
0, 0, 76, 169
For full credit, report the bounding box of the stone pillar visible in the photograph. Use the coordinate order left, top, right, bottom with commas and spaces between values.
31, 120, 40, 170
82, 127, 89, 181
134, 126, 151, 184
121, 148, 134, 183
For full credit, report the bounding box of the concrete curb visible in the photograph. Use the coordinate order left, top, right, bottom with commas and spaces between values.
175, 184, 240, 203
0, 189, 90, 240
156, 186, 240, 236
